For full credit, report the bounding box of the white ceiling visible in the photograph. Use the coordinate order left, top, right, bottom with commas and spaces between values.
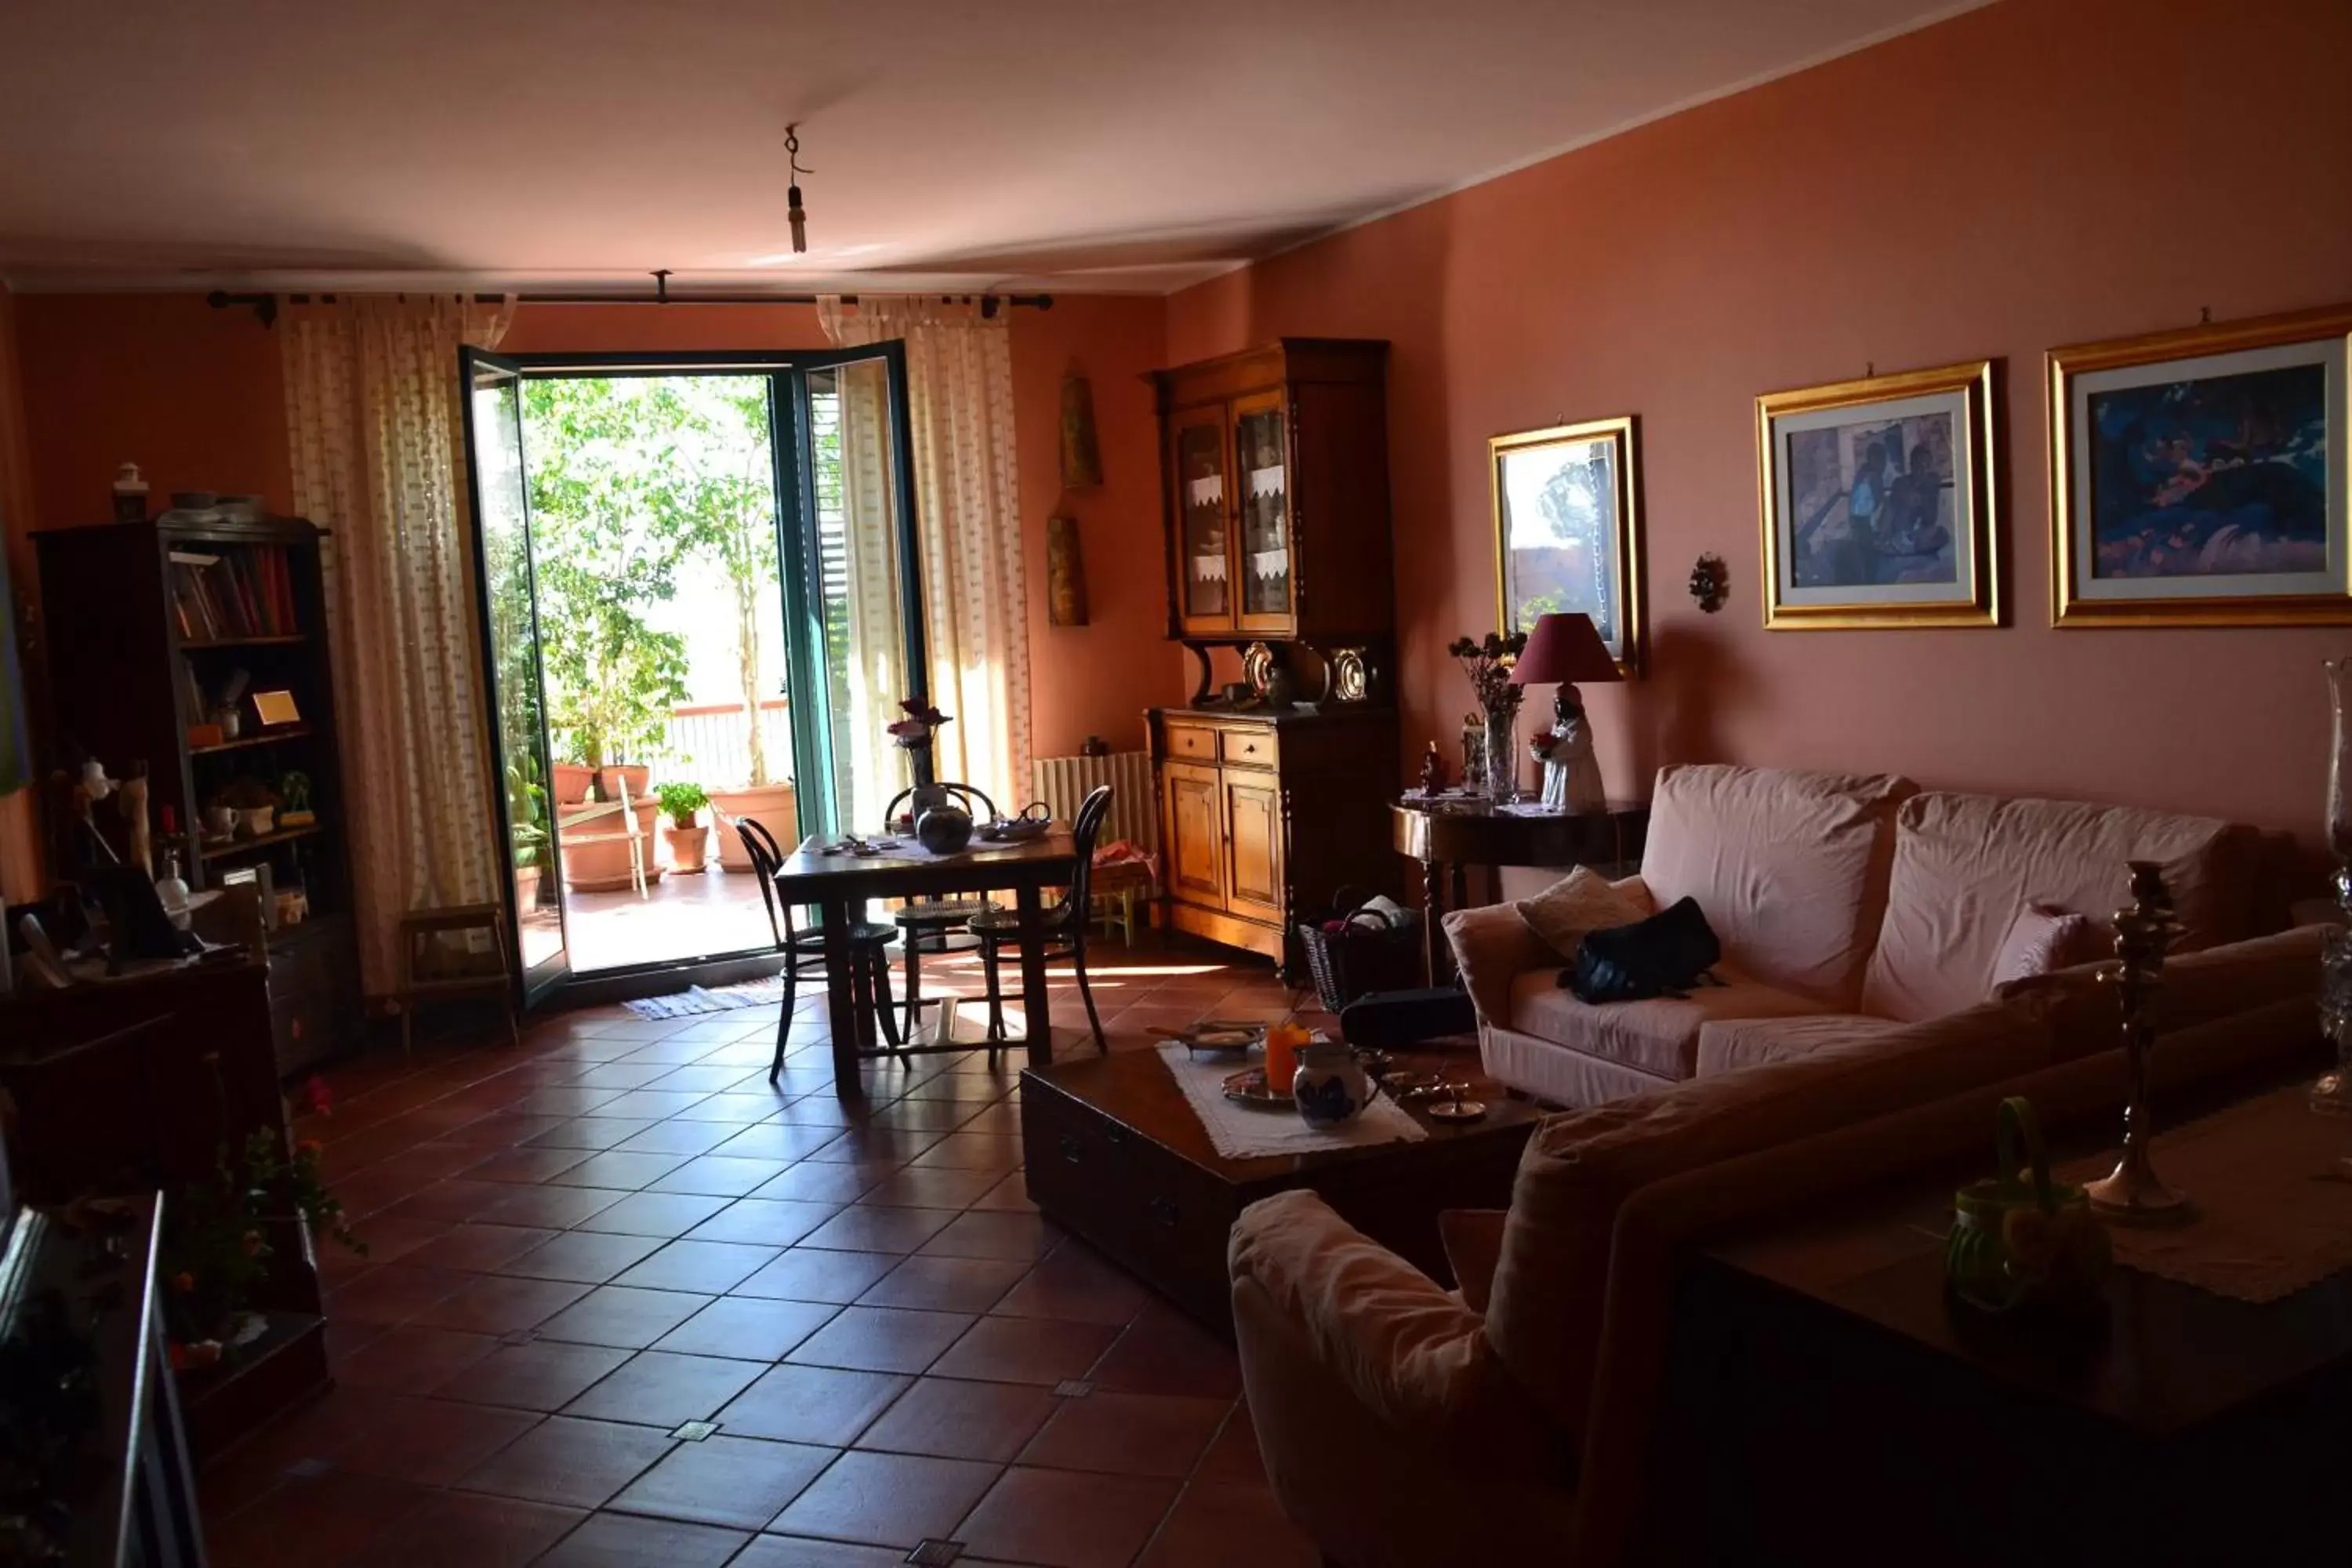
0, 0, 1980, 296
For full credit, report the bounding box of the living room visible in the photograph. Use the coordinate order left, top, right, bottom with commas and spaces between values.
2, 0, 2348, 1563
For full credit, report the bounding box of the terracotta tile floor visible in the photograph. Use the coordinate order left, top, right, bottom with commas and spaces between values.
203, 938, 1328, 1566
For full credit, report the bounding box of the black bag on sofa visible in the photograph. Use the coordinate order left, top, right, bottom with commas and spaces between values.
1562, 896, 1723, 1004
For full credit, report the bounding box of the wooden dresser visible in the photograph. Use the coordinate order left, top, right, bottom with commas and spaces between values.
1147, 338, 1400, 972
1148, 705, 1399, 973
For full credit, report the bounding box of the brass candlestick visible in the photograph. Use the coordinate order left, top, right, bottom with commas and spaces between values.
2086, 862, 2190, 1222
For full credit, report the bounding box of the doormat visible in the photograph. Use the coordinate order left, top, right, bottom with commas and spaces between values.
622, 974, 789, 1019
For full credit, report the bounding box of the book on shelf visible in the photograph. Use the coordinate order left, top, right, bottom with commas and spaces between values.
167, 544, 299, 641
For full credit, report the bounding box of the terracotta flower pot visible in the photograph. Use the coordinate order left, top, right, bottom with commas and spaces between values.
599, 764, 652, 804
707, 782, 799, 870
551, 764, 594, 806
664, 821, 710, 873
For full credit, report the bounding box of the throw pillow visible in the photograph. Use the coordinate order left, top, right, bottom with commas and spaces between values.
1515, 867, 1652, 962
1990, 902, 2095, 989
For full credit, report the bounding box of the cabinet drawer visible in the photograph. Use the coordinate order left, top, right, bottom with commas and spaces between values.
1164, 723, 1218, 762
1217, 727, 1276, 769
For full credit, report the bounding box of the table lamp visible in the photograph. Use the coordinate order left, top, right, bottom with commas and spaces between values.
1507, 612, 1621, 812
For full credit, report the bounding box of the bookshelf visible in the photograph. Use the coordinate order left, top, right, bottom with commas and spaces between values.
32, 516, 359, 1073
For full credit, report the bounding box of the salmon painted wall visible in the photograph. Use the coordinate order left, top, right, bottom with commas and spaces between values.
1166, 0, 2352, 844
1007, 295, 1169, 762
0, 292, 1169, 832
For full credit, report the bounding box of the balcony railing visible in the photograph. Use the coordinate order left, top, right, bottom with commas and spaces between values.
664, 699, 793, 789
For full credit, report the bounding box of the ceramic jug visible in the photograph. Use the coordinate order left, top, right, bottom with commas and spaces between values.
916, 803, 974, 855
1292, 1038, 1377, 1127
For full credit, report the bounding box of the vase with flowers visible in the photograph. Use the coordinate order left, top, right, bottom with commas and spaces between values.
1449, 631, 1529, 801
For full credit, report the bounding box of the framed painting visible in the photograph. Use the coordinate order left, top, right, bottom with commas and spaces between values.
1490, 416, 1642, 674
2050, 305, 2351, 626
1759, 360, 1998, 629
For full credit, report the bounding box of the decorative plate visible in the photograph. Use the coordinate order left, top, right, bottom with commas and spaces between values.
1330, 646, 1370, 702
1240, 641, 1276, 697
1221, 1066, 1293, 1110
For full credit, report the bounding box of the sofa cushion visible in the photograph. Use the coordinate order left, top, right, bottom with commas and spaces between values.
1506, 966, 1817, 1080
1860, 792, 2255, 1023
1483, 994, 2058, 1439
1516, 869, 1653, 962
1694, 1014, 1896, 1076
1990, 902, 2096, 988
1638, 765, 1913, 1010
1480, 1025, 1677, 1108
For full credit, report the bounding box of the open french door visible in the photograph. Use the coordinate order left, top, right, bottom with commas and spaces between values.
458, 342, 927, 1005
459, 347, 572, 1004
775, 342, 927, 840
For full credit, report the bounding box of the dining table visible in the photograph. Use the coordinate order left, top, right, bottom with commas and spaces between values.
771, 828, 1080, 1094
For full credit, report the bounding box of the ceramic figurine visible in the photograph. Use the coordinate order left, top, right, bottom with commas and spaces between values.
1530, 688, 1606, 813
118, 760, 152, 875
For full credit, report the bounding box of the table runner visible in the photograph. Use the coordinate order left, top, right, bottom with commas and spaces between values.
2060, 1084, 2352, 1304
1156, 1043, 1426, 1161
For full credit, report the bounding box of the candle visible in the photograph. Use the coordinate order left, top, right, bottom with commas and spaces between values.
1264, 1024, 1310, 1095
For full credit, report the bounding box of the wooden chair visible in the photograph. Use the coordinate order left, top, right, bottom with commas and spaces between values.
733, 817, 902, 1083
555, 772, 648, 898
970, 785, 1112, 1058
880, 782, 1000, 1042
395, 902, 517, 1052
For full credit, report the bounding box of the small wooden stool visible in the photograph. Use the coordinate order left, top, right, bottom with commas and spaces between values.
396, 902, 518, 1052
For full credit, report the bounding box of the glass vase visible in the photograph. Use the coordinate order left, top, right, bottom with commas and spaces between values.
2318, 659, 2352, 1116
1483, 702, 1518, 804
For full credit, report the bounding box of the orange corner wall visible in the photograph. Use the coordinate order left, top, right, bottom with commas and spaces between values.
1167, 0, 2352, 844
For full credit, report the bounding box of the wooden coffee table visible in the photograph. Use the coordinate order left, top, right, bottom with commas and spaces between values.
1021, 1046, 1544, 1333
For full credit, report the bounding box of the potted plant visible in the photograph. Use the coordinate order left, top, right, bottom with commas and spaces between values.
655, 781, 712, 873
162, 1120, 365, 1373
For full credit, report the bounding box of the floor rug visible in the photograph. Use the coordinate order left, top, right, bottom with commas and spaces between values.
622, 974, 789, 1019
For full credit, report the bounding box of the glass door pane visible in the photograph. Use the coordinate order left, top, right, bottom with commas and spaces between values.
803, 356, 913, 834
1171, 408, 1232, 627
459, 348, 568, 1000
1233, 391, 1292, 626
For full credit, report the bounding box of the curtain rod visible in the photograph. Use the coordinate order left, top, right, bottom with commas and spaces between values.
205, 284, 1053, 327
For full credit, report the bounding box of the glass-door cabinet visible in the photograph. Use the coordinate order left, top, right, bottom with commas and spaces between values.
1151, 339, 1392, 648
1169, 405, 1231, 633
1231, 390, 1293, 631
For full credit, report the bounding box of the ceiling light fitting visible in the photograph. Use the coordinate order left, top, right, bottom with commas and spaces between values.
785, 123, 811, 254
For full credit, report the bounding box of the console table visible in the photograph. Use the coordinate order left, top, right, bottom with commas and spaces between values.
1390, 797, 1647, 982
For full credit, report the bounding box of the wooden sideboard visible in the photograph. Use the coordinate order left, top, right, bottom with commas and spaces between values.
1149, 704, 1400, 974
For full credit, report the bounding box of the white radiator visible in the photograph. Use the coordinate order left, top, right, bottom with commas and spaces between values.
1030, 751, 1157, 853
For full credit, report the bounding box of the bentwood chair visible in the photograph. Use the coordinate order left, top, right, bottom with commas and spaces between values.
880, 782, 1000, 1041
733, 817, 902, 1084
970, 786, 1112, 1058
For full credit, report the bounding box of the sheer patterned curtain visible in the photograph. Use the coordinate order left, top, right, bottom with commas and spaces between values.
830, 358, 910, 832
281, 295, 514, 993
818, 297, 1030, 810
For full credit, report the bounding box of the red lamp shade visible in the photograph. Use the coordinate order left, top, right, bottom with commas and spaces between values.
1507, 612, 1621, 686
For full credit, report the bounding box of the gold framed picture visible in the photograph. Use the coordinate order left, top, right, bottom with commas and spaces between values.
1758, 360, 1998, 630
2049, 305, 2350, 627
1490, 416, 1642, 675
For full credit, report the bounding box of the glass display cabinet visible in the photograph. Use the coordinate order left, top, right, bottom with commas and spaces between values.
1151, 339, 1392, 647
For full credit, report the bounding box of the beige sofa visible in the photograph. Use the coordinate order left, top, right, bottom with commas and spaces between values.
1453, 764, 2266, 1107
1229, 921, 2325, 1566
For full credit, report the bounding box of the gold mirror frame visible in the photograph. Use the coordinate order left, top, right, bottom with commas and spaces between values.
2049, 305, 2352, 627
1490, 415, 1643, 677
1757, 360, 1999, 630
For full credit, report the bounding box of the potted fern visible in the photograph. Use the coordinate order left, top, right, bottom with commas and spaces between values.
656, 780, 712, 873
